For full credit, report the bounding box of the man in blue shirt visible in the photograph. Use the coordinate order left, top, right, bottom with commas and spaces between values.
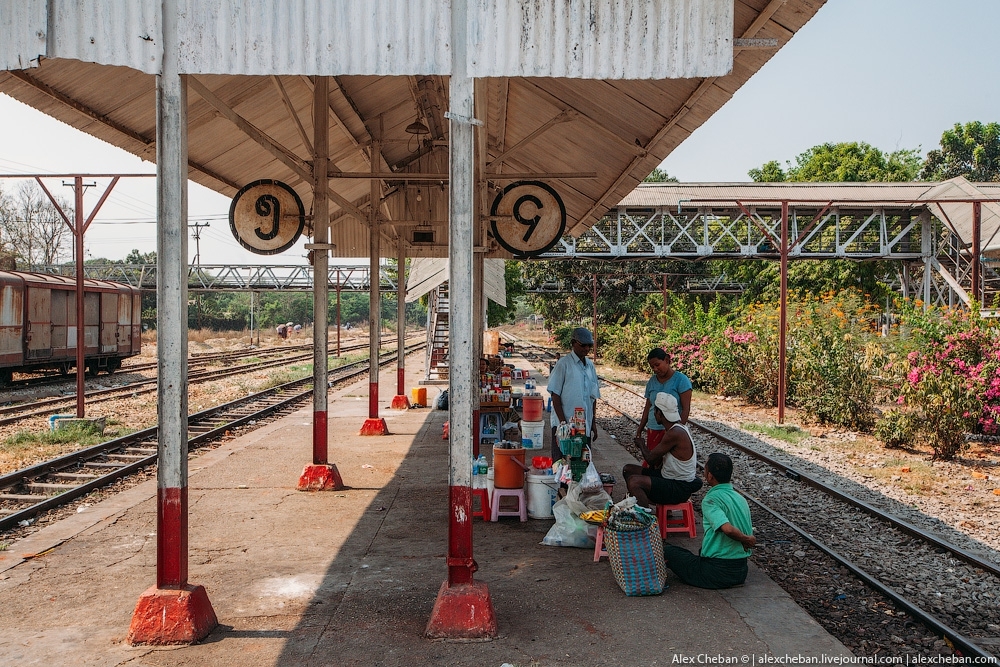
663, 452, 755, 589
547, 327, 601, 462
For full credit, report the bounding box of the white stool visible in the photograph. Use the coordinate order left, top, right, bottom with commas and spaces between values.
490, 487, 527, 522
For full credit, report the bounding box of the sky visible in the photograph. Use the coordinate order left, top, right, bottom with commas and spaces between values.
1, 0, 998, 264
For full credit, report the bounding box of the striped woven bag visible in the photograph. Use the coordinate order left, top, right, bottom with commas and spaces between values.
605, 519, 667, 596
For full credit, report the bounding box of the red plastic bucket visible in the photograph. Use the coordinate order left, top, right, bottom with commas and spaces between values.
522, 395, 544, 422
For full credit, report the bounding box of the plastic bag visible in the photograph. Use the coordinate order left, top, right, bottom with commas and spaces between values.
579, 460, 602, 493
541, 481, 612, 548
435, 389, 449, 410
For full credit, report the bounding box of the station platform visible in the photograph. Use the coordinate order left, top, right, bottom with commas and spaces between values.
0, 353, 850, 666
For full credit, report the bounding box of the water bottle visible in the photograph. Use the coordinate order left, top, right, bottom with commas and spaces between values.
477, 455, 488, 479
472, 457, 479, 488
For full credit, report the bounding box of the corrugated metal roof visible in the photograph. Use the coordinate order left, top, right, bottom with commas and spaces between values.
175, 0, 451, 76
0, 0, 829, 259
619, 182, 942, 208
0, 0, 47, 70
468, 0, 732, 79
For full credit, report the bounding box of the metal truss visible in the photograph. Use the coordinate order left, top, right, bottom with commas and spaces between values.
31, 264, 399, 292
541, 206, 928, 260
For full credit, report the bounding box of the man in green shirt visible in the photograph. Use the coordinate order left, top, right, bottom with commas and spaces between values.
662, 453, 755, 589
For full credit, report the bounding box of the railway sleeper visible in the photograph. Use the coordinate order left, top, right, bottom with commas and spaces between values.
83, 462, 126, 468
105, 453, 148, 461
0, 493, 45, 502
25, 482, 76, 492
51, 472, 100, 480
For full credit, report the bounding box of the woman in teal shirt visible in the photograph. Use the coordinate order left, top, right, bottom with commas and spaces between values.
634, 349, 692, 458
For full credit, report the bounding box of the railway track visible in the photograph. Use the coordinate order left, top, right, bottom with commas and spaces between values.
0, 334, 391, 392
0, 342, 425, 534
0, 336, 417, 428
597, 377, 1000, 660
501, 331, 999, 657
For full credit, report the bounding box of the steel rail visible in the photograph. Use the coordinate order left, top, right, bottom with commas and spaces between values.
743, 492, 995, 660
597, 374, 1000, 580
0, 337, 419, 426
0, 343, 424, 532
3, 334, 397, 390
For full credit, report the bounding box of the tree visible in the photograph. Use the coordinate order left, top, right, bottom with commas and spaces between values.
920, 121, 1000, 182
487, 260, 527, 326
752, 142, 921, 183
0, 181, 70, 268
644, 167, 679, 183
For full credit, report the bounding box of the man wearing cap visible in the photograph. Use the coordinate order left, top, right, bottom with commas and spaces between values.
547, 327, 601, 463
622, 392, 702, 508
663, 452, 755, 589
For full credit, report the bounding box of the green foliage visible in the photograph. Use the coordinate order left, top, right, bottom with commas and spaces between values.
3, 421, 107, 451
643, 168, 679, 183
599, 321, 665, 369
873, 410, 916, 449
920, 121, 1000, 182
789, 294, 883, 429
754, 142, 922, 183
741, 422, 810, 444
748, 160, 786, 182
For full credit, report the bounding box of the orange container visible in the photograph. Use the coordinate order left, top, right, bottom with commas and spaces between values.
493, 446, 526, 489
411, 387, 427, 405
522, 395, 544, 422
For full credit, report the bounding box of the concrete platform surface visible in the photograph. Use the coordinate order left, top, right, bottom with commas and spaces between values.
0, 353, 850, 666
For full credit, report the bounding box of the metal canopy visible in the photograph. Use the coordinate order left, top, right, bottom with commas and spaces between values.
0, 0, 826, 259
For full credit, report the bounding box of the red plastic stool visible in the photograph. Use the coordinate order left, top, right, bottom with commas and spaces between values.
490, 488, 527, 522
593, 525, 608, 562
471, 488, 491, 521
654, 501, 697, 539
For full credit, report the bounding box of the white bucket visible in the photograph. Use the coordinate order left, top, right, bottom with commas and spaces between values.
521, 419, 546, 450
526, 473, 558, 519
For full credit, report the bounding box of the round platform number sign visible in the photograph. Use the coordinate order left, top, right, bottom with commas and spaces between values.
229, 179, 306, 255
489, 181, 566, 258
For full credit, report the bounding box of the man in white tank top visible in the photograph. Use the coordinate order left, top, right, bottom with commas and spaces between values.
622, 392, 703, 508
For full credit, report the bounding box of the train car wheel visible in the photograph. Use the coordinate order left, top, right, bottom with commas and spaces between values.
59, 363, 71, 376
107, 358, 121, 375
86, 362, 100, 377
0, 369, 11, 387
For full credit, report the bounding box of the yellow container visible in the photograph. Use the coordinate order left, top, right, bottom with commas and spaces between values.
411, 387, 427, 405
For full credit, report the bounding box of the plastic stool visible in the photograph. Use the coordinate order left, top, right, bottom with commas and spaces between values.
655, 500, 697, 539
593, 525, 608, 562
471, 488, 491, 521
490, 487, 527, 522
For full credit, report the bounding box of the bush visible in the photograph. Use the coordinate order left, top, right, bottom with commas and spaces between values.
873, 410, 916, 449
600, 321, 665, 369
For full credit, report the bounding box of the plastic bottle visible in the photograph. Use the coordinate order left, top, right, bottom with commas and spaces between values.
478, 454, 489, 478
472, 457, 480, 489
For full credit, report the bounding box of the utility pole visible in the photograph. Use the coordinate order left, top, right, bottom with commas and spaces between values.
189, 222, 210, 329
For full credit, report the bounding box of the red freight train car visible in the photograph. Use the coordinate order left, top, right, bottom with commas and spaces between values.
0, 271, 141, 385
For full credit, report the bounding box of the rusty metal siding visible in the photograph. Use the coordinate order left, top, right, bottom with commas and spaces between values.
175, 0, 450, 75
468, 0, 733, 79
0, 273, 25, 366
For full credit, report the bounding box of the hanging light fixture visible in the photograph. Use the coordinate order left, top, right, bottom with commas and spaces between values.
405, 117, 429, 135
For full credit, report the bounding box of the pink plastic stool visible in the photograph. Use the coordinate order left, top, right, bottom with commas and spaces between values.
490, 487, 527, 522
654, 500, 697, 539
593, 525, 608, 562
471, 488, 491, 521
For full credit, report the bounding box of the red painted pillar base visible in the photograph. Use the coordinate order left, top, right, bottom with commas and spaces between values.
127, 584, 217, 645
359, 417, 388, 436
425, 580, 498, 639
297, 463, 344, 491
390, 394, 411, 410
